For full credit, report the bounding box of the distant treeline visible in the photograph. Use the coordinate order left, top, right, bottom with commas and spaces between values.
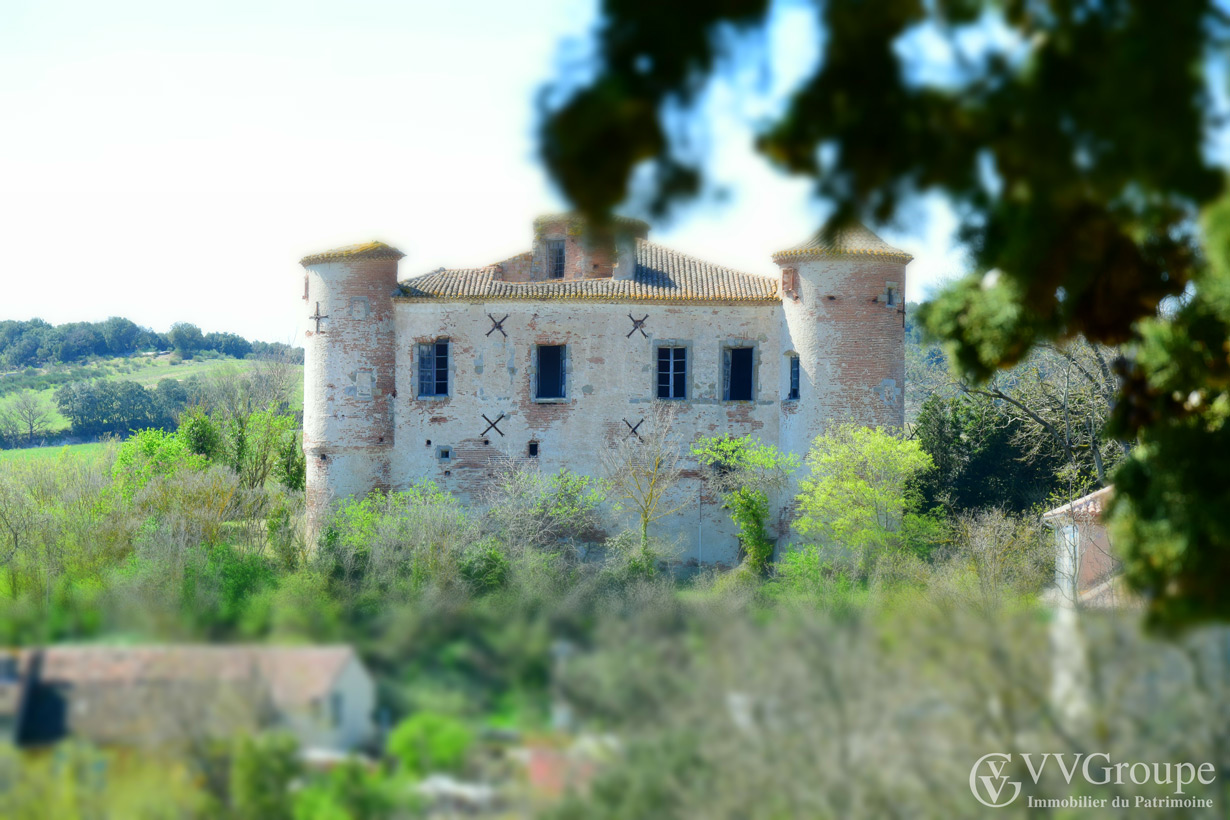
0, 317, 302, 369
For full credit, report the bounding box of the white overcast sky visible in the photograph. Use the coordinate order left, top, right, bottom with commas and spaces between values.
0, 0, 967, 344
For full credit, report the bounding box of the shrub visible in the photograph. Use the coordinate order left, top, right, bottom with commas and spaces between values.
387, 712, 473, 777
113, 428, 207, 501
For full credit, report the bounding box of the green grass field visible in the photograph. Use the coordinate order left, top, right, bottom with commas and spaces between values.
0, 354, 302, 449
0, 355, 302, 435
0, 441, 112, 464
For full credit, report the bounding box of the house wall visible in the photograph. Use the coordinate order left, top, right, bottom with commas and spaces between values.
276, 657, 377, 753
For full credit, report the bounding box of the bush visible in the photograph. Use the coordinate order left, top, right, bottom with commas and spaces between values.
387, 712, 473, 777
113, 428, 207, 501
459, 539, 510, 593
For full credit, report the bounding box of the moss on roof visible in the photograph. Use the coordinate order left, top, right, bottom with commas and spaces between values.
772, 223, 912, 263
300, 241, 405, 267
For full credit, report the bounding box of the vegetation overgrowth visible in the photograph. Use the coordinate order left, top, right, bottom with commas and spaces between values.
2, 338, 1219, 816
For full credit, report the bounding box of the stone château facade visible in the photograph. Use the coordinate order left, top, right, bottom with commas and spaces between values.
298, 214, 910, 564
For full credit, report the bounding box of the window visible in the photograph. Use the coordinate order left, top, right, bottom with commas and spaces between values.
536, 344, 566, 399
657, 346, 687, 400
528, 441, 539, 458
723, 347, 754, 401
417, 339, 449, 397
788, 355, 800, 400
437, 445, 451, 462
329, 692, 344, 728
547, 239, 566, 279
886, 286, 896, 306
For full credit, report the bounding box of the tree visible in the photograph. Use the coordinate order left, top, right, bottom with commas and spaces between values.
4, 392, 50, 445
230, 733, 300, 820
958, 338, 1125, 491
539, 1, 1230, 625
100, 316, 142, 356
599, 401, 685, 556
794, 424, 935, 576
169, 322, 204, 358
913, 393, 1065, 514
692, 434, 797, 574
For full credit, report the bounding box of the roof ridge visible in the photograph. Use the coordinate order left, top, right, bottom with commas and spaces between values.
635, 238, 770, 279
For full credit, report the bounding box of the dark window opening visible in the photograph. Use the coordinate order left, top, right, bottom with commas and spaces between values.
886, 286, 896, 306
417, 339, 449, 397
547, 240, 566, 279
788, 355, 800, 400
426, 439, 431, 446
657, 346, 687, 400
528, 441, 539, 458
537, 344, 566, 399
438, 446, 451, 462
724, 347, 754, 401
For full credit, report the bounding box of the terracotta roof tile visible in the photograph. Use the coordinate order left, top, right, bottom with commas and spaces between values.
398, 239, 779, 304
301, 241, 405, 267
772, 223, 912, 263
33, 645, 354, 708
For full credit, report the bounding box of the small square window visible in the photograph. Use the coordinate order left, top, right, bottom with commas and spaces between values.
437, 446, 452, 462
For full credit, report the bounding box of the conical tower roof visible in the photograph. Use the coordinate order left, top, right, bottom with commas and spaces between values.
300, 241, 405, 267
772, 222, 912, 263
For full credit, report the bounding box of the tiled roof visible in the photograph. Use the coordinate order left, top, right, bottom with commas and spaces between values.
398, 239, 779, 304
1042, 486, 1113, 523
301, 241, 405, 267
33, 645, 355, 708
772, 223, 912, 263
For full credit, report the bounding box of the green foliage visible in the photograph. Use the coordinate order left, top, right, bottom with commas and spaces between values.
794, 424, 936, 576
275, 428, 307, 491
387, 712, 474, 777
1105, 191, 1230, 627
168, 322, 205, 359
182, 544, 277, 636
230, 733, 301, 820
292, 760, 396, 820
112, 428, 207, 501
692, 434, 798, 573
178, 407, 225, 460
538, 0, 1230, 625
459, 539, 510, 593
914, 394, 1063, 513
320, 485, 480, 613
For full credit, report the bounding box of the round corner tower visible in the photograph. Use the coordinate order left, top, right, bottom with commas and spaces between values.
773, 222, 910, 460
299, 241, 404, 532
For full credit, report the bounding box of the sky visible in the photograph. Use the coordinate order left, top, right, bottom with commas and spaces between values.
0, 0, 966, 344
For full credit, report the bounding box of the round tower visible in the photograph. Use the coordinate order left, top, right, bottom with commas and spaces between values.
299, 241, 404, 532
774, 223, 910, 461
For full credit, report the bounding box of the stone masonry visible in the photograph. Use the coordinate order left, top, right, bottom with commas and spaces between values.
299, 215, 910, 565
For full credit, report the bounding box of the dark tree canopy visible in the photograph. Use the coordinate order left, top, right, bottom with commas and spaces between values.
540, 0, 1230, 627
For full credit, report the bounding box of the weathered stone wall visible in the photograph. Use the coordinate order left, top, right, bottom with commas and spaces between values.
389, 299, 784, 564
301, 244, 908, 563
301, 256, 399, 533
